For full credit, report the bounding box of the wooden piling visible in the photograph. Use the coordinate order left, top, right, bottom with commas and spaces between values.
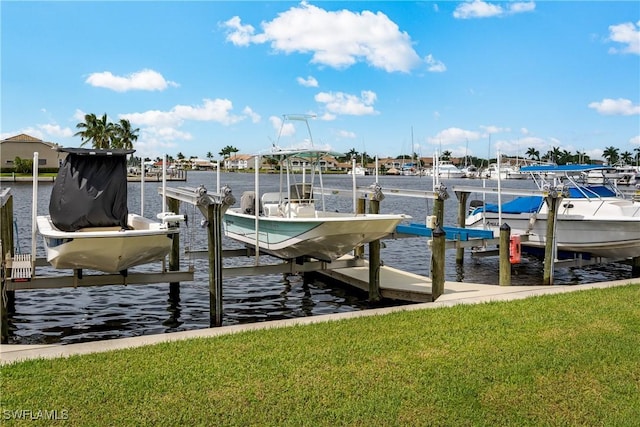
455, 191, 469, 265
368, 199, 381, 302
167, 197, 181, 299
207, 203, 224, 326
1, 189, 15, 343
433, 197, 445, 229
543, 195, 560, 285
499, 223, 511, 286
355, 198, 366, 258
430, 225, 446, 300
632, 256, 640, 279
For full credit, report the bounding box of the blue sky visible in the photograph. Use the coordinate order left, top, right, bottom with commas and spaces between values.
2, 1, 639, 161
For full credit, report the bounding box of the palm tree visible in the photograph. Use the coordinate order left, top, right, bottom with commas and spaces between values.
602, 146, 620, 165
620, 151, 633, 165
525, 147, 540, 161
219, 145, 239, 170
112, 119, 139, 149
75, 113, 137, 150
75, 113, 113, 149
206, 151, 214, 161
574, 150, 590, 164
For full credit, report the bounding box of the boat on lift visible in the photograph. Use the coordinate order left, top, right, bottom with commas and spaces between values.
464, 164, 640, 259
36, 148, 183, 273
223, 115, 409, 262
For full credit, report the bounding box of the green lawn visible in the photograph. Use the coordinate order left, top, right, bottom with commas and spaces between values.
2, 285, 639, 426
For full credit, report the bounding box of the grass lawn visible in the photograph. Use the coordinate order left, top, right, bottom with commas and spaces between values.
2, 285, 639, 426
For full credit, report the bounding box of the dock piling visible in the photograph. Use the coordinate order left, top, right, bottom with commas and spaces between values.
499, 223, 512, 286
543, 192, 561, 285
206, 202, 224, 327
632, 257, 640, 278
167, 197, 181, 299
1, 188, 15, 343
368, 198, 381, 302
455, 191, 470, 265
430, 225, 446, 300
355, 198, 366, 258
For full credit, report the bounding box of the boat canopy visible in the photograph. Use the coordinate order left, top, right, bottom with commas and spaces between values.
49, 148, 134, 232
476, 196, 544, 215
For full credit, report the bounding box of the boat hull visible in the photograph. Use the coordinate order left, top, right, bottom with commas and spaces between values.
223, 209, 406, 261
466, 198, 640, 259
37, 214, 178, 273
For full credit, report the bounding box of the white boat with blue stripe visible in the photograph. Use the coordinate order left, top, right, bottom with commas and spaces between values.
222, 115, 409, 262
464, 164, 640, 259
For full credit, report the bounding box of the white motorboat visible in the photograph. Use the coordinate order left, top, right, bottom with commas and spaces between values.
465, 165, 640, 259
37, 214, 178, 272
347, 165, 368, 176
36, 148, 183, 273
435, 161, 466, 179
585, 164, 637, 186
223, 115, 409, 262
482, 163, 529, 180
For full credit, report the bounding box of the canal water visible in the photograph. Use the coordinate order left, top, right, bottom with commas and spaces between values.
3, 172, 633, 344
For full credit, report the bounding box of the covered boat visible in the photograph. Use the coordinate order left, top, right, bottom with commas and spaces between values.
37, 148, 182, 273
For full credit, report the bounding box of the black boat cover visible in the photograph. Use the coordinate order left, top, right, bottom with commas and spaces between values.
49, 148, 135, 232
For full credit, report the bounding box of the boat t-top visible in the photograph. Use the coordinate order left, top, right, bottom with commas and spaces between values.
222, 114, 409, 262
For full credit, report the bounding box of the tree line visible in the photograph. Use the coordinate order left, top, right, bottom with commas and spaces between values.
72, 114, 640, 167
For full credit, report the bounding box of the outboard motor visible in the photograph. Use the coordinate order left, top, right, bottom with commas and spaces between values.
240, 191, 256, 214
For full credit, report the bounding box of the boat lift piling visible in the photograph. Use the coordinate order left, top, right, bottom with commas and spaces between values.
455, 190, 469, 265
499, 223, 512, 286
158, 185, 235, 327
543, 190, 563, 285
1, 188, 16, 343
367, 192, 382, 302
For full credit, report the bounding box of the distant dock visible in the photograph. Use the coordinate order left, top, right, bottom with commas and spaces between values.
0, 171, 188, 183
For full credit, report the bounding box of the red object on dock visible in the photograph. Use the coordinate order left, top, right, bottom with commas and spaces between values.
509, 235, 521, 264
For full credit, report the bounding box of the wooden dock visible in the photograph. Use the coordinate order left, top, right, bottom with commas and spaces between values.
314, 259, 433, 302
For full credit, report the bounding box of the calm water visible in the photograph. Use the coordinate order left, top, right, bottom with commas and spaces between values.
3, 172, 633, 344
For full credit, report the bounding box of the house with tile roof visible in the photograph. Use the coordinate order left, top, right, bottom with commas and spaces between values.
0, 134, 66, 169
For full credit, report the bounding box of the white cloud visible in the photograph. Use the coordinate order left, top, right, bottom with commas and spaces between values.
243, 106, 261, 123
222, 16, 256, 47
39, 123, 74, 138
314, 90, 378, 116
297, 75, 319, 87
453, 1, 535, 19
85, 69, 179, 92
425, 54, 446, 72
494, 136, 546, 157
337, 129, 356, 139
269, 115, 296, 137
630, 135, 640, 146
607, 20, 640, 55
427, 127, 482, 145
588, 98, 640, 116
480, 125, 510, 135
121, 98, 246, 127
223, 3, 423, 73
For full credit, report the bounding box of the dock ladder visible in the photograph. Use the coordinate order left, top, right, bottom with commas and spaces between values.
7, 253, 33, 282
